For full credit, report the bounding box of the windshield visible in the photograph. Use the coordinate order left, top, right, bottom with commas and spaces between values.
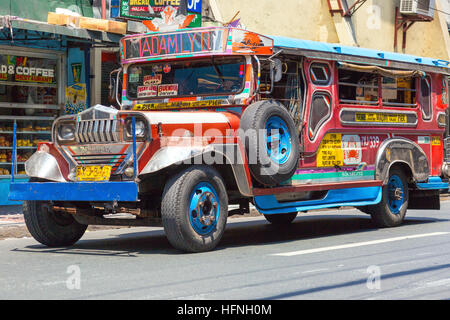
126, 56, 246, 100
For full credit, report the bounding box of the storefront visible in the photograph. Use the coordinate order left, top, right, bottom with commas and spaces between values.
0, 47, 64, 204
0, 17, 121, 205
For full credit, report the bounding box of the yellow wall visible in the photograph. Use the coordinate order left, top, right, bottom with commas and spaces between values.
352, 0, 449, 60
213, 0, 339, 43
213, 0, 450, 60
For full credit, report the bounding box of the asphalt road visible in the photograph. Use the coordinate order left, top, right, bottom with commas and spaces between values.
1, 201, 450, 300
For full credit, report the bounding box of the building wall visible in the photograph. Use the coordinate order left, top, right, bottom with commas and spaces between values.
351, 0, 450, 60
213, 0, 339, 43
212, 0, 450, 60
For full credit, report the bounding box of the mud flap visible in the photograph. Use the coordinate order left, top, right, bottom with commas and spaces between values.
408, 189, 440, 210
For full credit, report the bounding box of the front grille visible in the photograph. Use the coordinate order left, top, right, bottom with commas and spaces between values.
71, 153, 126, 173
445, 137, 450, 162
75, 119, 120, 143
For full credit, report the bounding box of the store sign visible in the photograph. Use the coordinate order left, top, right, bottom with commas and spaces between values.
122, 28, 225, 61
187, 0, 201, 13
0, 55, 56, 84
119, 0, 201, 28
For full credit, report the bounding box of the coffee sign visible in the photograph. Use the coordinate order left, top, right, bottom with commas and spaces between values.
0, 55, 56, 84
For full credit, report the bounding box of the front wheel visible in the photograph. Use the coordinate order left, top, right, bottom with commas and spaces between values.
23, 201, 87, 247
161, 166, 228, 253
370, 168, 409, 227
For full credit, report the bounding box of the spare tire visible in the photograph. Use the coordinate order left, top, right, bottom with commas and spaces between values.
239, 100, 300, 186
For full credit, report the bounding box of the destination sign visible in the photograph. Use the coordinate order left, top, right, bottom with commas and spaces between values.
122, 28, 226, 61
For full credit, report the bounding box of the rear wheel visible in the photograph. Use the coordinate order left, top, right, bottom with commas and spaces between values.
23, 201, 87, 247
161, 166, 228, 253
370, 168, 409, 227
264, 212, 297, 225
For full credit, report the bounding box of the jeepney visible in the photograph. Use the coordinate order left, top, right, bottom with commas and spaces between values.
9, 27, 450, 252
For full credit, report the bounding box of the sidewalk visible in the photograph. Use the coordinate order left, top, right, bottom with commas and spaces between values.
0, 206, 24, 228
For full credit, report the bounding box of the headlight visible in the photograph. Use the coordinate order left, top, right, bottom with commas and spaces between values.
125, 117, 147, 140
57, 122, 76, 142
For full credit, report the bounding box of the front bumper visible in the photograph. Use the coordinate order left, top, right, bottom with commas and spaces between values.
9, 181, 138, 202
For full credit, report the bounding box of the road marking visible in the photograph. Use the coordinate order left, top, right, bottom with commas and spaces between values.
272, 232, 450, 257
301, 268, 329, 274
423, 278, 450, 288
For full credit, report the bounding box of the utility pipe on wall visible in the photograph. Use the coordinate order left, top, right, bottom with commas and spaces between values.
102, 0, 106, 20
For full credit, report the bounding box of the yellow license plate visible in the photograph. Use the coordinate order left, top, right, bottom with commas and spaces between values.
76, 166, 112, 181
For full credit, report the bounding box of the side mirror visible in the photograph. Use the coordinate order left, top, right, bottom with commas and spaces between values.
109, 68, 123, 109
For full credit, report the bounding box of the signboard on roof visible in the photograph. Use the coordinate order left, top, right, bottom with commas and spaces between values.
121, 28, 274, 63
119, 0, 201, 28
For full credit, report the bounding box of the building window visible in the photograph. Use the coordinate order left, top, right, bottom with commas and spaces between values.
309, 93, 331, 140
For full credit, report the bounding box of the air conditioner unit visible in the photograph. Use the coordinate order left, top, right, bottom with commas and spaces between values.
400, 0, 435, 18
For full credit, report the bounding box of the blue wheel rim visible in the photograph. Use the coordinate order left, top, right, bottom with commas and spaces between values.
387, 175, 404, 214
188, 182, 220, 235
265, 116, 292, 165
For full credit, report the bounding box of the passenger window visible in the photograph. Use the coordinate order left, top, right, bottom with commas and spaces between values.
309, 93, 331, 140
381, 77, 416, 107
419, 77, 432, 120
310, 63, 331, 85
258, 58, 305, 128
338, 69, 379, 105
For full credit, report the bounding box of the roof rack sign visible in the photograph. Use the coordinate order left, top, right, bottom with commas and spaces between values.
119, 0, 201, 29
121, 28, 274, 63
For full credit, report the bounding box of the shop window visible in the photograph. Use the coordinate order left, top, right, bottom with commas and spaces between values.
309, 93, 331, 140
419, 77, 432, 120
0, 53, 60, 179
381, 77, 416, 107
310, 63, 331, 86
338, 69, 378, 105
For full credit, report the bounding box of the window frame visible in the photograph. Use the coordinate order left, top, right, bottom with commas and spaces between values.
309, 62, 332, 86
308, 91, 332, 141
418, 76, 432, 121
125, 56, 247, 101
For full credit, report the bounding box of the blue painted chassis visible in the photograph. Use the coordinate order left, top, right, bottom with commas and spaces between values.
255, 177, 448, 215
9, 181, 138, 202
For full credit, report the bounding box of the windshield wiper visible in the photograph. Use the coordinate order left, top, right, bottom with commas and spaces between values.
211, 56, 225, 86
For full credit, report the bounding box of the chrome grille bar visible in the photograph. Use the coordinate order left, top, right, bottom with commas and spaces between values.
75, 119, 120, 143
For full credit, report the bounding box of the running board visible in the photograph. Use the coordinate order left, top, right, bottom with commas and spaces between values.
253, 180, 383, 196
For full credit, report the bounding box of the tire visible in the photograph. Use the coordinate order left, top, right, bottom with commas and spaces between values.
370, 168, 409, 227
264, 212, 297, 225
161, 166, 228, 253
239, 100, 300, 186
23, 201, 87, 247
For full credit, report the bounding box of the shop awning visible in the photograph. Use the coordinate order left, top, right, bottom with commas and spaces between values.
1, 16, 122, 45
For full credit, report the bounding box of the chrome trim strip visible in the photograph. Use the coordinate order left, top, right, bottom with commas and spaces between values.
339, 107, 418, 127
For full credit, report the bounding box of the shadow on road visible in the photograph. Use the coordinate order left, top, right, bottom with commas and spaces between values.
14, 213, 447, 256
